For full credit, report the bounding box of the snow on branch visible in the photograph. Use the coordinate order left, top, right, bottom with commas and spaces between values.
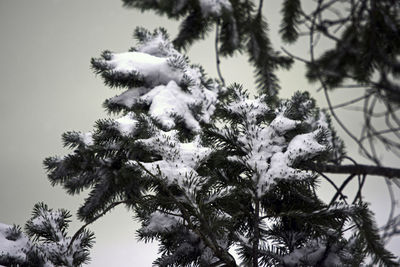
25, 203, 94, 266
92, 28, 221, 132
215, 87, 336, 197
0, 223, 31, 265
132, 124, 211, 191
1, 203, 94, 267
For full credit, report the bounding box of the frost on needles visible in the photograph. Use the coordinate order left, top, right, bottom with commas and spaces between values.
2, 27, 397, 266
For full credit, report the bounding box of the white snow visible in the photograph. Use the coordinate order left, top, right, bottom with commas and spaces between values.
0, 223, 30, 262
0, 211, 84, 266
80, 132, 94, 146
257, 126, 326, 196
134, 129, 211, 189
108, 69, 217, 131
128, 125, 214, 210
136, 33, 175, 58
30, 209, 66, 243
108, 87, 150, 108
108, 52, 182, 86
27, 207, 89, 266
226, 94, 270, 124
286, 130, 326, 161
222, 89, 330, 197
141, 81, 200, 130
100, 30, 220, 132
269, 113, 300, 135
135, 29, 180, 58
283, 239, 342, 266
144, 211, 182, 233
115, 113, 138, 136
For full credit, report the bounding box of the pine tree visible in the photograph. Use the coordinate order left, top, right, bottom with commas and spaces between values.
1, 0, 399, 266
41, 27, 395, 265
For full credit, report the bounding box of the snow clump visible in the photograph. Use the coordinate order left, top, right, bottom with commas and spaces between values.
92, 28, 220, 132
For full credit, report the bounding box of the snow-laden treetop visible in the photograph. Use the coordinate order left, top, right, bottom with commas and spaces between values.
75, 27, 344, 201
92, 28, 221, 132
40, 27, 360, 267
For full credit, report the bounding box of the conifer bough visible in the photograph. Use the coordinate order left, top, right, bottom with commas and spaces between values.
45, 29, 400, 265
1, 0, 400, 266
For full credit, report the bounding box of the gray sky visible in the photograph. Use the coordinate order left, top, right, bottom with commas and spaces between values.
0, 0, 398, 265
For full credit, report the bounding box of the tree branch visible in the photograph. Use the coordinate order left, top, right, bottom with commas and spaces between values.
67, 200, 126, 250
215, 19, 225, 86
303, 162, 400, 179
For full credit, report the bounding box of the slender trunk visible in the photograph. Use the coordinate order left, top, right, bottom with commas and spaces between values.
252, 199, 260, 267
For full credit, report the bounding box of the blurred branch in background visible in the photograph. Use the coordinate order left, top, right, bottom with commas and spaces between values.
282, 0, 400, 245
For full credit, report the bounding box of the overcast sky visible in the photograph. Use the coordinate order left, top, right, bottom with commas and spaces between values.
0, 0, 398, 265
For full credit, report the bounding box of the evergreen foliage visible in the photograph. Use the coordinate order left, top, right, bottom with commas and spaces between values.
122, 0, 294, 97
278, 0, 400, 168
40, 28, 396, 266
123, 0, 400, 167
2, 0, 399, 266
0, 203, 94, 266
279, 0, 301, 44
299, 1, 400, 102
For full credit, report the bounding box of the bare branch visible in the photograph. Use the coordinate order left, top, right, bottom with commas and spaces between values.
303, 162, 400, 178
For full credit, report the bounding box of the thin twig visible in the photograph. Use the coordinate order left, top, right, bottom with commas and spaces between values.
329, 174, 356, 206
352, 174, 366, 204
215, 19, 225, 86
317, 171, 348, 204
330, 92, 373, 110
